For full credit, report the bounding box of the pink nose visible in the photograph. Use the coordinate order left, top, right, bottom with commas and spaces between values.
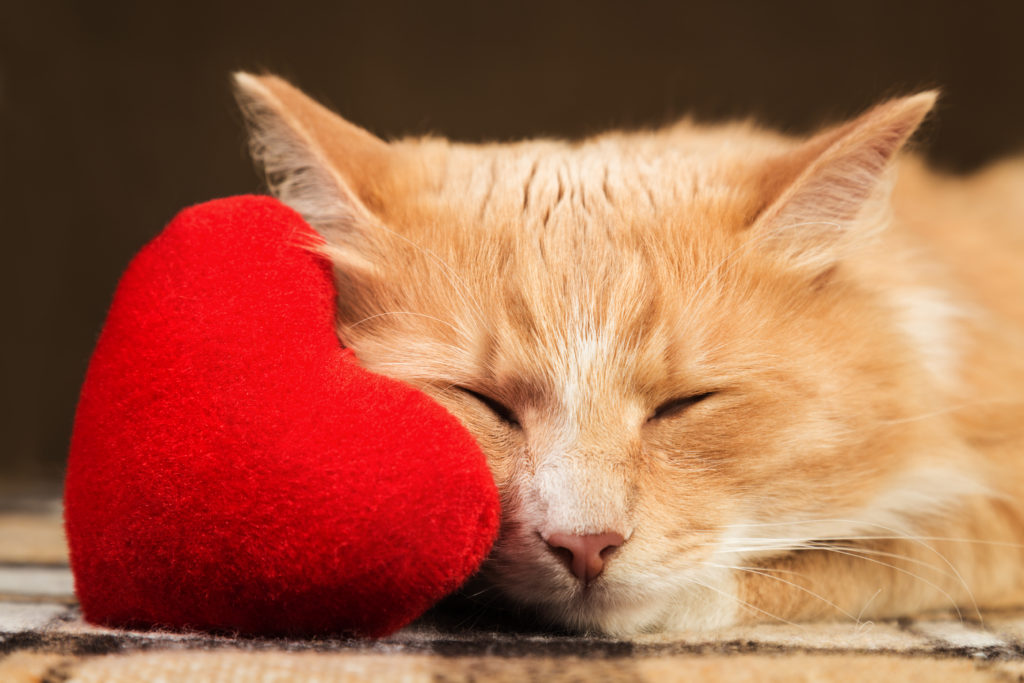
544, 531, 625, 584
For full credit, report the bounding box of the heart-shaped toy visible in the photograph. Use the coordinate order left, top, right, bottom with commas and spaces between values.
64, 195, 500, 637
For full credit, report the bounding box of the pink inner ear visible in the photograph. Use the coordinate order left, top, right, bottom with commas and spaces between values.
64, 195, 499, 638
750, 92, 937, 269
234, 72, 397, 247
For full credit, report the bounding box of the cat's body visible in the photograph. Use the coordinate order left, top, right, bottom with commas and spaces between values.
234, 73, 1024, 634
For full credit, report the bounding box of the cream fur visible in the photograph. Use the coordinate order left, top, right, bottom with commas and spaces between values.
234, 73, 1024, 634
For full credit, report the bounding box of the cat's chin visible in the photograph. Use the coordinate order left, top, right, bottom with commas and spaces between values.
489, 564, 741, 636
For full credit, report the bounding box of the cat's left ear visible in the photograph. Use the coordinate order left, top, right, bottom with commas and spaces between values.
233, 72, 402, 275
749, 91, 937, 272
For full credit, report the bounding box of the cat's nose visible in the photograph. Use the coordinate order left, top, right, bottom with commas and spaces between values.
544, 531, 625, 584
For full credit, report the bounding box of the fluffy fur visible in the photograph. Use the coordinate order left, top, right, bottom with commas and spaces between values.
234, 72, 1024, 635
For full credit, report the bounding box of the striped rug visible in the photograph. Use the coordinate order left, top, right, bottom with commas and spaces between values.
3, 496, 1024, 681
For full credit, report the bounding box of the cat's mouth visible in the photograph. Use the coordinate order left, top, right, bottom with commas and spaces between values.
479, 525, 740, 635
481, 548, 656, 628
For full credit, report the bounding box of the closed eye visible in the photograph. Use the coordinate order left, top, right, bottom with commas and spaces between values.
648, 392, 715, 422
456, 387, 521, 429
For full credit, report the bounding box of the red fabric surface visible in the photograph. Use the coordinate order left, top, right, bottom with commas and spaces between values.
64, 196, 499, 637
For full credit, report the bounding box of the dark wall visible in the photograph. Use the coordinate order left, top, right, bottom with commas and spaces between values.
3, 0, 1024, 483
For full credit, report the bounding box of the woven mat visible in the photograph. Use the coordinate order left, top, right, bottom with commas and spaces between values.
4, 502, 1024, 681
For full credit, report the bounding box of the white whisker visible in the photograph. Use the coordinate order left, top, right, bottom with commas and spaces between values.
703, 561, 859, 621
685, 575, 800, 627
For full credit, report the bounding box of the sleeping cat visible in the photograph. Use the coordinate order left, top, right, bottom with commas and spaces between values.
233, 72, 1024, 635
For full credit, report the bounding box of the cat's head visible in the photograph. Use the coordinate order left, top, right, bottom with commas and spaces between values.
234, 74, 975, 633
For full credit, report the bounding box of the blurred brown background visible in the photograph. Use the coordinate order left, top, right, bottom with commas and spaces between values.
3, 0, 1023, 491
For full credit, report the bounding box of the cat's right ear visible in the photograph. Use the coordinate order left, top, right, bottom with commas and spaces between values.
746, 91, 937, 274
233, 72, 396, 273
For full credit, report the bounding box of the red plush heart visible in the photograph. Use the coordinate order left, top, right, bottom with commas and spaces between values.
64, 196, 499, 637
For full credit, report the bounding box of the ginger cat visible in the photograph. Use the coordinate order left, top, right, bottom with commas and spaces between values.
233, 72, 1024, 635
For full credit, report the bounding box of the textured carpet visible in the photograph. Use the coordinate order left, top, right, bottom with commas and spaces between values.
4, 497, 1024, 681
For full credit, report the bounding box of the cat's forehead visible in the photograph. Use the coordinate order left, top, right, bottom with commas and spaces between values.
395, 125, 787, 238
446, 139, 688, 224
355, 128, 793, 393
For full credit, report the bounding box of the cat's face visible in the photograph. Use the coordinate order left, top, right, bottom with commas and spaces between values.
322, 145, 932, 634
235, 74, 969, 633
